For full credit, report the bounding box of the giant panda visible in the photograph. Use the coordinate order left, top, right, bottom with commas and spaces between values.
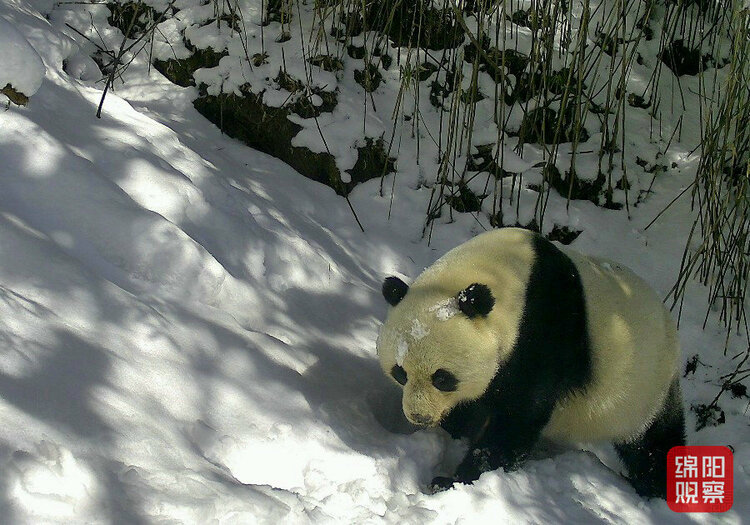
376, 227, 685, 499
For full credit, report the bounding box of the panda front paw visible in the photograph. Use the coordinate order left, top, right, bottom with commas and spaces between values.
428, 476, 456, 493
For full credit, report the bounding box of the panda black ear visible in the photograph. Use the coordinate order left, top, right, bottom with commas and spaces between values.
457, 283, 495, 318
382, 276, 409, 306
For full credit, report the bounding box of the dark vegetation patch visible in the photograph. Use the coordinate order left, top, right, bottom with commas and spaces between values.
636, 156, 669, 175
498, 49, 529, 77
684, 354, 700, 376
508, 9, 532, 28
347, 45, 365, 59
354, 63, 383, 92
274, 70, 338, 117
252, 52, 269, 67
489, 216, 548, 232
429, 77, 452, 109
309, 55, 344, 72
275, 70, 303, 92
330, 12, 363, 40
416, 62, 438, 81
265, 0, 292, 25
627, 93, 650, 109
615, 176, 630, 191
90, 49, 115, 75
488, 210, 503, 228
444, 183, 484, 213
463, 36, 529, 78
345, 138, 396, 191
635, 10, 655, 41
547, 164, 605, 203
511, 219, 541, 232
365, 1, 464, 50
546, 68, 578, 95
726, 381, 747, 398
429, 67, 462, 109
467, 144, 516, 179
506, 71, 539, 104
666, 0, 714, 14
154, 46, 227, 87
594, 30, 623, 56
691, 403, 725, 431
660, 39, 712, 76
514, 106, 590, 145
107, 1, 163, 37
546, 224, 582, 245
1, 84, 29, 106
504, 66, 581, 105
461, 87, 484, 104
490, 217, 581, 245
360, 44, 393, 69
290, 89, 338, 119
191, 84, 348, 192
722, 158, 748, 187
198, 13, 241, 30
602, 187, 624, 210
193, 85, 348, 194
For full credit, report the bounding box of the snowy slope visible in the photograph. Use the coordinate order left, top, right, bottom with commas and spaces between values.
0, 1, 747, 523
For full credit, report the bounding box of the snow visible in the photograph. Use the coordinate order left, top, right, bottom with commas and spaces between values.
0, 0, 747, 523
396, 339, 409, 367
410, 319, 429, 341
0, 18, 45, 99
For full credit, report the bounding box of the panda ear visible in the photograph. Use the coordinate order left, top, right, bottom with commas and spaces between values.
457, 283, 495, 318
382, 276, 409, 306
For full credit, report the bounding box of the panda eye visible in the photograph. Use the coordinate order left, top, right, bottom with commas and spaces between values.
391, 365, 407, 385
431, 369, 458, 392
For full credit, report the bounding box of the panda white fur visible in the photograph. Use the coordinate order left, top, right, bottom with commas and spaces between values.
376, 227, 685, 498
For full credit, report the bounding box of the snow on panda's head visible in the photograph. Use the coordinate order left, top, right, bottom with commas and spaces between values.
377, 276, 503, 427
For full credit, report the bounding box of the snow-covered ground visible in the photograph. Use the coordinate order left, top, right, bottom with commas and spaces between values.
0, 0, 747, 523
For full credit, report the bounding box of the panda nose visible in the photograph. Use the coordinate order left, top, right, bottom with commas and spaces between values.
410, 413, 434, 426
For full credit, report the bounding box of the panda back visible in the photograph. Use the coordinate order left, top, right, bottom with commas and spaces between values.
544, 248, 681, 443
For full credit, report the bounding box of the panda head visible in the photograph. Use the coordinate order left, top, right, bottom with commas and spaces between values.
377, 276, 504, 427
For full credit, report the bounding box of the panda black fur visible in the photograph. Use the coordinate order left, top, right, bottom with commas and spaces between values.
376, 228, 685, 499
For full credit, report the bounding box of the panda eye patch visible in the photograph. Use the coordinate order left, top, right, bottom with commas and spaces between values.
432, 369, 458, 392
391, 365, 407, 385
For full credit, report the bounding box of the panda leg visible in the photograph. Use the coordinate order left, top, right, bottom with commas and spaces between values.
449, 400, 556, 485
614, 377, 686, 499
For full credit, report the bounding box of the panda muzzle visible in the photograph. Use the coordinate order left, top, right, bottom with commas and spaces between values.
408, 412, 438, 427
